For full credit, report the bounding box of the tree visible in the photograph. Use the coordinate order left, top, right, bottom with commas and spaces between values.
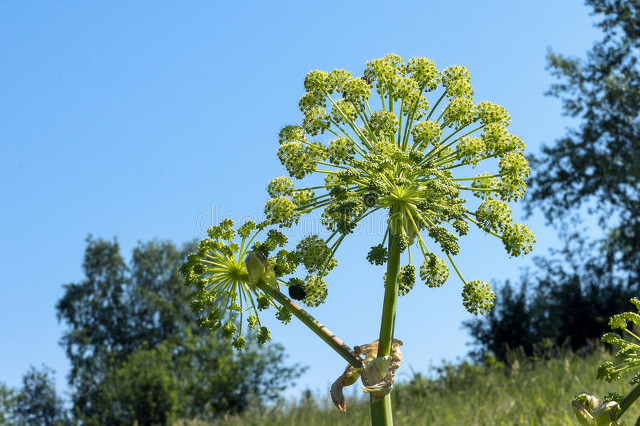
0, 382, 18, 425
56, 237, 303, 424
465, 237, 635, 361
466, 0, 640, 361
13, 366, 68, 426
528, 0, 640, 283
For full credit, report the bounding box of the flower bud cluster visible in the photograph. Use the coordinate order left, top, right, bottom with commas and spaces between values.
181, 220, 287, 349
184, 55, 537, 351
462, 280, 495, 315
296, 235, 337, 274
420, 253, 449, 288
398, 265, 416, 296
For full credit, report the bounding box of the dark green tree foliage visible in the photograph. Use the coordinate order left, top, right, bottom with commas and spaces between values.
465, 279, 537, 362
13, 366, 68, 426
86, 344, 178, 425
467, 0, 640, 361
56, 237, 303, 424
466, 237, 636, 361
529, 0, 640, 283
0, 382, 18, 425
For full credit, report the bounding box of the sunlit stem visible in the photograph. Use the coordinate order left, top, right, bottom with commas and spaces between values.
397, 99, 404, 146
370, 207, 402, 426
425, 92, 446, 121
619, 383, 640, 419
326, 94, 373, 150
255, 279, 362, 368
464, 215, 503, 239
402, 88, 425, 149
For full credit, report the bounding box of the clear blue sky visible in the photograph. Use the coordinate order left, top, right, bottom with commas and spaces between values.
1, 1, 601, 401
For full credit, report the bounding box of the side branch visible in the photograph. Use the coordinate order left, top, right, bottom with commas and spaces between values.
256, 280, 363, 368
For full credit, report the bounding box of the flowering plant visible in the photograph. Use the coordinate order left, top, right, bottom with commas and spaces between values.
181, 54, 534, 425
572, 298, 640, 426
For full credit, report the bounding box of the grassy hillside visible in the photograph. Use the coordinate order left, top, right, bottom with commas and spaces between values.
210, 346, 640, 425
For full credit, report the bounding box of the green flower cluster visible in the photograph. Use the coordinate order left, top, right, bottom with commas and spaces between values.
180, 217, 341, 349
597, 298, 640, 384
184, 54, 537, 352
259, 54, 534, 315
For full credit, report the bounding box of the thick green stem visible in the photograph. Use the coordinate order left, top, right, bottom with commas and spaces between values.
618, 383, 640, 419
369, 226, 402, 426
256, 280, 362, 369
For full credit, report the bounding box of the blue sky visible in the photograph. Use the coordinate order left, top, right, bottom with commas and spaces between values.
1, 1, 601, 402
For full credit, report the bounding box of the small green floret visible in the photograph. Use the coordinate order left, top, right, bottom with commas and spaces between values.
462, 280, 495, 315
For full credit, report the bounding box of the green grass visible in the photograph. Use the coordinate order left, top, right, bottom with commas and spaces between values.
202, 346, 640, 425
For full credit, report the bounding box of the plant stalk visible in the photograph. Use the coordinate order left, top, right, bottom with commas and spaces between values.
256, 280, 362, 369
618, 382, 640, 419
369, 227, 402, 426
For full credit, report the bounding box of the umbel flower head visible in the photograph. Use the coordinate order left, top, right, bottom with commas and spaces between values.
264, 54, 535, 314
180, 218, 338, 349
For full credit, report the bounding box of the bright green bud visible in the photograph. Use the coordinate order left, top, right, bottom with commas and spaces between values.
476, 199, 512, 233
412, 121, 442, 149
476, 101, 511, 126
296, 235, 337, 274
277, 141, 316, 179
232, 335, 246, 350
247, 315, 258, 330
279, 125, 306, 144
445, 78, 474, 99
265, 229, 288, 248
299, 91, 326, 112
222, 321, 237, 339
268, 176, 295, 197
257, 294, 270, 310
367, 111, 399, 139
264, 196, 300, 227
257, 326, 271, 344
273, 249, 299, 276
328, 69, 352, 92
428, 225, 459, 255
462, 280, 495, 315
332, 98, 358, 124
483, 124, 524, 156
207, 218, 235, 240
302, 275, 328, 307
304, 70, 330, 94
275, 306, 293, 324
237, 220, 257, 238
328, 137, 356, 164
366, 54, 405, 93
406, 57, 440, 91
420, 253, 449, 288
501, 223, 535, 257
441, 65, 471, 87
292, 189, 314, 207
367, 244, 388, 266
342, 77, 371, 106
456, 136, 486, 165
303, 106, 331, 136
443, 97, 476, 127
398, 265, 416, 296
453, 218, 470, 235
499, 151, 529, 181
391, 77, 418, 101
